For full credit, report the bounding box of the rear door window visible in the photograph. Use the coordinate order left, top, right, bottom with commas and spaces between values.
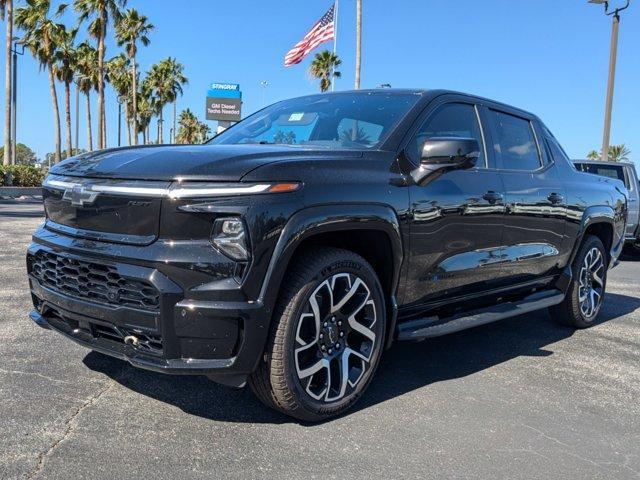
489, 110, 541, 171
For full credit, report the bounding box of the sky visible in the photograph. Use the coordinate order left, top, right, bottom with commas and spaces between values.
3, 0, 639, 164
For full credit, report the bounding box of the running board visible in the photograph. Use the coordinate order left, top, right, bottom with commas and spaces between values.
396, 290, 565, 341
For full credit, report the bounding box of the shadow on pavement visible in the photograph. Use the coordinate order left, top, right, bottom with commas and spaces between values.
83, 292, 640, 425
620, 246, 640, 262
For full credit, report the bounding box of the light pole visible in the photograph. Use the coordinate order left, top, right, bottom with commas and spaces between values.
10, 40, 24, 165
260, 81, 268, 107
74, 77, 80, 152
589, 0, 631, 162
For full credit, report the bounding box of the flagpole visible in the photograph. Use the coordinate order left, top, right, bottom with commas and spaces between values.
332, 0, 338, 92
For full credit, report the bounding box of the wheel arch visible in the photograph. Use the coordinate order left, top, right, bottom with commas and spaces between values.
571, 206, 618, 266
258, 204, 404, 350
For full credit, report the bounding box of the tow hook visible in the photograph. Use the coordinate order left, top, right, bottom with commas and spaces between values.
124, 335, 140, 347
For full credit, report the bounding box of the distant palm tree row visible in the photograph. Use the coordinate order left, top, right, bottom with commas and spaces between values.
587, 144, 631, 162
4, 0, 189, 164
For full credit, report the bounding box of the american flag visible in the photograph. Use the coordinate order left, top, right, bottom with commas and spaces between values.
284, 4, 335, 67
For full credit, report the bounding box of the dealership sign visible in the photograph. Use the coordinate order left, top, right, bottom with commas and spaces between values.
206, 83, 242, 122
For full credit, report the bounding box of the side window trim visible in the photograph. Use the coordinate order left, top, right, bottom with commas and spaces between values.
529, 121, 547, 168
622, 166, 633, 191
543, 138, 558, 169
476, 105, 498, 170
473, 105, 489, 169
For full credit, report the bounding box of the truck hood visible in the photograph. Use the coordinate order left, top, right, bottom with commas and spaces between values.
49, 144, 362, 181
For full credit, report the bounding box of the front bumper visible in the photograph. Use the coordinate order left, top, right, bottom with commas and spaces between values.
28, 310, 235, 373
27, 226, 272, 386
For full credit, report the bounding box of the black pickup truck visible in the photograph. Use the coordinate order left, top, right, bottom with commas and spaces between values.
27, 90, 627, 421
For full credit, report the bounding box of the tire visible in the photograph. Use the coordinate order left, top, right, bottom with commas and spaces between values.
550, 235, 607, 328
249, 247, 386, 421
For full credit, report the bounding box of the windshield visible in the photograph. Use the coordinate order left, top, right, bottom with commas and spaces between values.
208, 92, 421, 150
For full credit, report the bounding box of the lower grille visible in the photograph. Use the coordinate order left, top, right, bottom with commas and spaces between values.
41, 305, 163, 356
93, 323, 163, 355
29, 250, 160, 311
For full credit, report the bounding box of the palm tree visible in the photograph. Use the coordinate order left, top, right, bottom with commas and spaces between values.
105, 53, 132, 144
175, 108, 210, 145
75, 41, 98, 151
144, 59, 175, 143
1, 0, 13, 166
74, 0, 126, 149
53, 25, 77, 158
340, 125, 370, 144
608, 144, 631, 162
586, 150, 600, 161
115, 8, 152, 146
354, 0, 362, 89
16, 0, 63, 163
160, 57, 187, 143
309, 50, 341, 92
137, 101, 152, 144
136, 84, 154, 145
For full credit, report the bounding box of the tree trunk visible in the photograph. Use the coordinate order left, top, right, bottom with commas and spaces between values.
142, 125, 147, 145
158, 108, 163, 144
3, 0, 12, 166
47, 65, 61, 162
125, 107, 132, 146
132, 56, 138, 146
97, 6, 106, 149
102, 101, 106, 148
354, 0, 362, 89
85, 92, 93, 151
64, 80, 72, 157
172, 100, 177, 143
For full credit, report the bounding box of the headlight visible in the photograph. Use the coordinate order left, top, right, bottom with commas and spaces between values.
212, 217, 249, 260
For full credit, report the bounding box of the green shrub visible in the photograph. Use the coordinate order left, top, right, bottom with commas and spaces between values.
0, 165, 47, 187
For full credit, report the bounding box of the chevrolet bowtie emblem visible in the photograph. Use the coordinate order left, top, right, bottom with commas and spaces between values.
62, 185, 99, 207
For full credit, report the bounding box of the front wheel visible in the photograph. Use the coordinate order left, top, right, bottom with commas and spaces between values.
550, 235, 607, 328
249, 247, 386, 421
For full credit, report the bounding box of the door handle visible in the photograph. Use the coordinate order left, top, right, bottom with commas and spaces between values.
547, 192, 564, 204
482, 191, 503, 204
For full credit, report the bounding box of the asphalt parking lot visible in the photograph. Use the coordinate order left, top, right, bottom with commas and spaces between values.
1, 200, 639, 480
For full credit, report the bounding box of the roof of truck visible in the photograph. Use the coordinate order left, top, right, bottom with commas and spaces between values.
318, 88, 538, 119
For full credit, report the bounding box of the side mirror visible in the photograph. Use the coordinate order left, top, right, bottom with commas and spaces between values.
411, 137, 480, 185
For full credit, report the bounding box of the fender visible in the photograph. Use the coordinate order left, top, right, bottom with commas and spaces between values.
556, 206, 619, 294
569, 205, 623, 266
257, 204, 404, 349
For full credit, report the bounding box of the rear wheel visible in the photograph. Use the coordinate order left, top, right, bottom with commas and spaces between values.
249, 247, 386, 421
550, 235, 607, 328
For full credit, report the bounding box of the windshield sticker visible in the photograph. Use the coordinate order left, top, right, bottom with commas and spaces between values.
288, 113, 305, 122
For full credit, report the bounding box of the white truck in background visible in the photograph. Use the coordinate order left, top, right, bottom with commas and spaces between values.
574, 160, 639, 250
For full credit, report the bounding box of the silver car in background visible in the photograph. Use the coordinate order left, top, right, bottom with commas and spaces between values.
574, 160, 639, 249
